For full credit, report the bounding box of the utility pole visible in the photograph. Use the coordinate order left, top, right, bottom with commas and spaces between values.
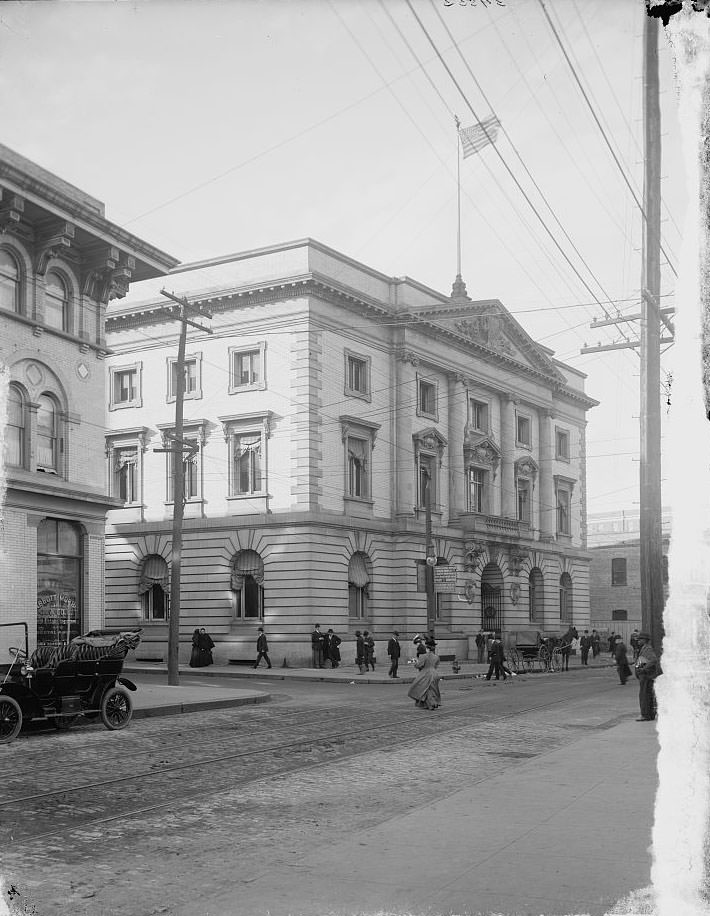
639, 15, 665, 654
580, 15, 668, 655
154, 289, 213, 685
424, 469, 437, 634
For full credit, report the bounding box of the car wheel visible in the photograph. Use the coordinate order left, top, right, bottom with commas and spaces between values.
100, 686, 133, 731
0, 696, 22, 743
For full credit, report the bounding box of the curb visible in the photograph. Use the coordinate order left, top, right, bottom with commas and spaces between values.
133, 692, 270, 719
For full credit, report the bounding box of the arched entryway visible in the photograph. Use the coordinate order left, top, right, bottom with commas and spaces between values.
480, 562, 504, 632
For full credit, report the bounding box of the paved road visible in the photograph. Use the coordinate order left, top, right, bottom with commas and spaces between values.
1, 668, 637, 916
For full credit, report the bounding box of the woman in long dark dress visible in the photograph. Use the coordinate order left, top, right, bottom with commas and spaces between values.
407, 647, 442, 710
198, 628, 215, 666
189, 629, 202, 668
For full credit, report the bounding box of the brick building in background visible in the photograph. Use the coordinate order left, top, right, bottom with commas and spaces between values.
103, 239, 598, 665
0, 145, 177, 655
588, 507, 671, 642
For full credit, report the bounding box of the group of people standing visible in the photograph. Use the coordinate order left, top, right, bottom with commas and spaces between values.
310, 623, 343, 669
188, 628, 215, 668
609, 630, 659, 721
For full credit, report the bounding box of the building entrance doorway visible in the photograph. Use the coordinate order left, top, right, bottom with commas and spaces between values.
480, 562, 503, 632
36, 519, 83, 646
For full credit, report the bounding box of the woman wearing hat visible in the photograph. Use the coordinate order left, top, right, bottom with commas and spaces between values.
407, 644, 442, 710
634, 632, 660, 720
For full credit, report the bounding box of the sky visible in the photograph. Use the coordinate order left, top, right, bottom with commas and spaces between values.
0, 0, 687, 514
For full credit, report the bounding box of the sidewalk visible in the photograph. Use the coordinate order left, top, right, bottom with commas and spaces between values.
126, 652, 615, 686
187, 694, 657, 916
130, 681, 270, 719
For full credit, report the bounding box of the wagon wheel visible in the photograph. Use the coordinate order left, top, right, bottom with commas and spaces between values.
52, 715, 79, 731
0, 696, 22, 743
100, 687, 133, 731
510, 649, 524, 674
550, 648, 564, 673
523, 653, 537, 673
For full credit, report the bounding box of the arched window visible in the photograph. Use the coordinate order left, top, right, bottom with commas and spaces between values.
138, 555, 170, 621
528, 568, 544, 622
36, 394, 59, 472
0, 249, 20, 313
559, 573, 573, 624
6, 384, 27, 467
231, 550, 264, 619
44, 270, 70, 332
348, 551, 371, 618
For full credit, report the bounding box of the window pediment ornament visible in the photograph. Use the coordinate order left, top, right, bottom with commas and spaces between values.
515, 456, 538, 480
463, 434, 501, 472
413, 427, 447, 465
553, 473, 577, 493
219, 411, 273, 442
340, 415, 381, 447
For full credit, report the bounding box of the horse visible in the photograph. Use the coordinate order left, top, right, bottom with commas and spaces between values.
556, 625, 578, 672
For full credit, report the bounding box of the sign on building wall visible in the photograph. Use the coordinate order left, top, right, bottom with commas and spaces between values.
433, 567, 457, 593
37, 593, 79, 646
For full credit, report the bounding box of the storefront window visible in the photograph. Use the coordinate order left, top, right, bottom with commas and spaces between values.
36, 519, 82, 646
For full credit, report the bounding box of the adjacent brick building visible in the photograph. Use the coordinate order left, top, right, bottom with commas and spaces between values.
103, 239, 598, 664
0, 145, 176, 656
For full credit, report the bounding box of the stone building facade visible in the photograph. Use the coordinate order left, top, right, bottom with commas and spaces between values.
103, 239, 597, 664
0, 144, 176, 656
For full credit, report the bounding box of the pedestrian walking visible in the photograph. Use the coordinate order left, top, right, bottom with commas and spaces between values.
198, 628, 215, 666
591, 630, 600, 658
253, 626, 272, 669
634, 632, 660, 721
407, 645, 441, 709
189, 628, 202, 668
387, 631, 401, 678
475, 630, 486, 664
311, 623, 325, 669
413, 633, 427, 657
608, 632, 617, 656
485, 631, 507, 681
324, 629, 341, 668
363, 630, 375, 671
580, 629, 592, 666
613, 636, 631, 685
355, 630, 365, 674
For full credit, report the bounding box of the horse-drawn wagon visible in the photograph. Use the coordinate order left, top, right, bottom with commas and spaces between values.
505, 627, 578, 674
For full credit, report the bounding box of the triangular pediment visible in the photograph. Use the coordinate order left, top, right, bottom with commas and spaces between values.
463, 434, 501, 469
449, 303, 565, 382
413, 427, 448, 450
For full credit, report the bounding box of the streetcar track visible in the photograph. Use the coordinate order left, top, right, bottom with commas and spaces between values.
4, 687, 620, 845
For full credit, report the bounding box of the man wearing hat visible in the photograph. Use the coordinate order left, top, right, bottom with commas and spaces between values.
634, 632, 660, 721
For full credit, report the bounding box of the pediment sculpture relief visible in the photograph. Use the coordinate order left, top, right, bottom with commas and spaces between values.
455, 315, 515, 357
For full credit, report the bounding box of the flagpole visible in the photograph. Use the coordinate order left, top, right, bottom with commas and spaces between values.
455, 114, 461, 279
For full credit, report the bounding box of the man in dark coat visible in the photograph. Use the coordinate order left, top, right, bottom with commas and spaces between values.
591, 630, 601, 658
635, 632, 660, 720
363, 630, 375, 671
580, 630, 592, 666
387, 631, 401, 678
311, 624, 325, 669
253, 626, 271, 669
324, 629, 341, 668
355, 630, 365, 674
613, 636, 631, 685
485, 631, 507, 681
475, 630, 486, 664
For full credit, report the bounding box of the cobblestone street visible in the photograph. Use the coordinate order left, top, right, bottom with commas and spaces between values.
0, 668, 652, 916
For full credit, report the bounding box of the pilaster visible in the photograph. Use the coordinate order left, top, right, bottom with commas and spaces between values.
448, 374, 467, 519
538, 409, 555, 540
500, 395, 516, 518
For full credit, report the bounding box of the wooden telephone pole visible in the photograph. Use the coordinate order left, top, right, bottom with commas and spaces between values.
581, 16, 669, 654
154, 289, 212, 685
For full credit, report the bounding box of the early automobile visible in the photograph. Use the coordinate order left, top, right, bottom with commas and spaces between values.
0, 623, 142, 743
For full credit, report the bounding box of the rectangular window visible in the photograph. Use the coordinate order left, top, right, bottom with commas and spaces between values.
469, 399, 488, 432
347, 355, 368, 396
169, 358, 200, 400
418, 454, 436, 508
114, 448, 139, 504
516, 414, 531, 447
517, 478, 531, 523
233, 349, 261, 388
232, 433, 262, 495
467, 467, 485, 513
556, 488, 571, 535
168, 439, 200, 502
556, 428, 570, 460
346, 436, 369, 499
611, 557, 627, 586
418, 380, 436, 416
114, 369, 137, 405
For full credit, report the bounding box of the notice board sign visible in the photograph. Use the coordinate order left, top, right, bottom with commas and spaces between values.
433, 567, 457, 593
37, 593, 79, 646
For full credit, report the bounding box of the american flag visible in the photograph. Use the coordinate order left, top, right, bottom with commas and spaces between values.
458, 115, 501, 158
